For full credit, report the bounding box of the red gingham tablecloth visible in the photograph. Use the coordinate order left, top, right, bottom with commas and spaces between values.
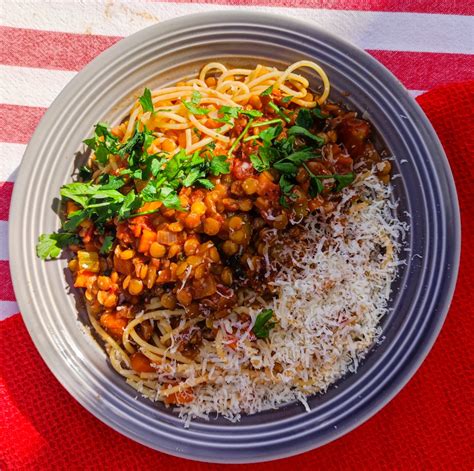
1, 1, 473, 468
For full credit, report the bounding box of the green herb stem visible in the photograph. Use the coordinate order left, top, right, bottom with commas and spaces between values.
250, 118, 283, 128
228, 119, 254, 157
243, 135, 260, 143
124, 208, 162, 219
268, 102, 291, 123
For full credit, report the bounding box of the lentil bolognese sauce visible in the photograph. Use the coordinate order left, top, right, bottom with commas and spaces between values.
37, 61, 405, 422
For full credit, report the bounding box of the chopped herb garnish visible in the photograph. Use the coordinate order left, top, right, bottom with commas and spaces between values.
209, 155, 230, 176
216, 106, 263, 125
281, 95, 294, 103
36, 232, 79, 260
273, 150, 315, 175
250, 118, 283, 128
252, 309, 275, 339
259, 124, 283, 145
243, 135, 259, 143
249, 153, 270, 172
138, 88, 154, 113
240, 109, 263, 118
312, 106, 329, 119
295, 108, 313, 129
279, 175, 295, 195
288, 126, 325, 145
183, 91, 210, 115
261, 85, 274, 96
190, 90, 201, 104
228, 119, 254, 157
268, 102, 291, 123
100, 235, 114, 254
322, 172, 355, 191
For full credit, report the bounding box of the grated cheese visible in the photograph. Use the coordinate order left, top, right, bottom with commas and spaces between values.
146, 172, 407, 424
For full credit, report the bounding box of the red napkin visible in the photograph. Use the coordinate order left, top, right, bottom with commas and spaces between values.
1, 82, 473, 470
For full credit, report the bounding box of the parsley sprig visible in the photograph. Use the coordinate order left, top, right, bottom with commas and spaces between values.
247, 108, 355, 204
37, 122, 231, 260
182, 91, 210, 115
252, 309, 275, 339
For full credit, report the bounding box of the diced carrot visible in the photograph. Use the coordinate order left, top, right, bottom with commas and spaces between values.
113, 255, 133, 275
164, 388, 194, 405
138, 201, 162, 213
130, 352, 156, 373
178, 131, 187, 149
225, 334, 238, 350
99, 313, 128, 338
257, 172, 280, 199
129, 216, 153, 238
74, 270, 96, 288
66, 201, 80, 215
138, 229, 157, 254
116, 222, 134, 244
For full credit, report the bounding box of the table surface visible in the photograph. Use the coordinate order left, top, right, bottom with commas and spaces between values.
0, 0, 473, 468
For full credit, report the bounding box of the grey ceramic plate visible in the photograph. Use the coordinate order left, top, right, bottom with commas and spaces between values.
9, 11, 460, 463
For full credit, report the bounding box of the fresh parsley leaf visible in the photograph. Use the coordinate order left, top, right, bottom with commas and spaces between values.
333, 173, 355, 191
252, 309, 275, 339
279, 175, 294, 195
164, 150, 184, 180
209, 155, 230, 176
138, 88, 154, 113
182, 166, 204, 187
94, 145, 109, 164
63, 210, 88, 231
132, 168, 143, 180
83, 123, 120, 164
83, 137, 97, 150
288, 126, 325, 145
95, 122, 112, 138
183, 100, 210, 115
308, 174, 324, 197
261, 85, 273, 96
273, 161, 298, 174
259, 124, 283, 145
118, 128, 144, 158
36, 232, 78, 260
312, 107, 329, 119
220, 106, 240, 119
158, 185, 183, 210
100, 176, 126, 191
250, 153, 270, 173
295, 108, 313, 129
273, 150, 315, 175
197, 178, 214, 189
190, 90, 202, 105
183, 91, 209, 115
190, 151, 205, 166
118, 191, 140, 219
240, 109, 263, 118
140, 180, 159, 202
216, 106, 239, 125
100, 235, 114, 254
279, 195, 289, 208
150, 157, 165, 177
281, 95, 294, 103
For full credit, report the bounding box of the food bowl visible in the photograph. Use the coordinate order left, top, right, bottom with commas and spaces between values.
9, 11, 460, 463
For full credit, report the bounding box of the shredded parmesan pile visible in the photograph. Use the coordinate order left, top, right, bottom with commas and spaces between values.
134, 172, 407, 424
